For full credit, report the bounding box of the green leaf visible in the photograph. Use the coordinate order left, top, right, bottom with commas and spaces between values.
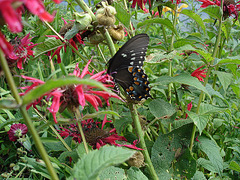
181, 9, 206, 34
173, 39, 194, 49
200, 5, 222, 21
65, 12, 92, 40
114, 2, 130, 27
213, 71, 233, 92
41, 137, 67, 152
34, 37, 63, 58
217, 58, 240, 65
187, 111, 208, 135
99, 166, 126, 179
82, 110, 120, 120
0, 99, 20, 109
155, 74, 210, 97
192, 171, 207, 180
231, 84, 240, 98
22, 77, 109, 106
148, 98, 176, 118
151, 123, 194, 179
114, 115, 133, 134
68, 146, 135, 180
197, 136, 224, 176
229, 161, 240, 172
199, 103, 227, 115
197, 158, 218, 173
221, 18, 232, 40
59, 151, 79, 163
195, 50, 213, 62
137, 18, 177, 36
205, 84, 224, 100
126, 167, 148, 180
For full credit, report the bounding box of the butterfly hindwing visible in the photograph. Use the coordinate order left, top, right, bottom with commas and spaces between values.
107, 34, 151, 101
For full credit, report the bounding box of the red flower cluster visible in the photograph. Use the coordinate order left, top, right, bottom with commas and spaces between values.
58, 116, 143, 150
20, 60, 121, 123
191, 65, 207, 82
198, 0, 240, 19
8, 123, 28, 141
6, 33, 37, 69
0, 0, 60, 57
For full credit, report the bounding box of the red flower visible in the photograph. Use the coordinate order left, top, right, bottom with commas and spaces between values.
198, 0, 240, 19
185, 101, 192, 119
129, 0, 151, 10
191, 65, 207, 82
0, 0, 56, 33
47, 18, 85, 63
6, 33, 37, 69
7, 123, 28, 141
0, 31, 15, 57
58, 115, 142, 150
20, 60, 121, 123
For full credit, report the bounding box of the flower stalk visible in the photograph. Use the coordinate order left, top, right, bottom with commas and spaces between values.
128, 103, 159, 180
189, 0, 223, 152
0, 49, 59, 180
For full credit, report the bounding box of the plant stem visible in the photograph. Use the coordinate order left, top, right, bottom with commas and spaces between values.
75, 108, 89, 154
75, 0, 96, 21
103, 28, 116, 56
189, 0, 223, 152
0, 49, 59, 180
97, 44, 107, 63
128, 103, 159, 180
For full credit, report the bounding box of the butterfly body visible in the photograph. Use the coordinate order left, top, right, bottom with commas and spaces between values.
107, 34, 151, 101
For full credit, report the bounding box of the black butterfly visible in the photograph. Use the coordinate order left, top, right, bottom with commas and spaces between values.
107, 33, 151, 101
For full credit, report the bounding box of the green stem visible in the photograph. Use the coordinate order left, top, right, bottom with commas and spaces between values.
189, 0, 223, 152
128, 103, 159, 180
103, 28, 116, 56
75, 0, 96, 21
0, 49, 59, 180
34, 109, 72, 152
97, 44, 107, 63
66, 0, 77, 12
75, 108, 89, 154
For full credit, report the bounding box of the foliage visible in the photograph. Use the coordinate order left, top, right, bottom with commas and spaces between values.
0, 0, 240, 179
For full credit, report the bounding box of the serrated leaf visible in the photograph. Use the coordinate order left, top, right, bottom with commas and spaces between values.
22, 77, 109, 106
126, 167, 148, 180
82, 110, 120, 120
34, 37, 63, 58
195, 50, 213, 62
148, 98, 176, 118
229, 161, 240, 172
99, 166, 126, 179
181, 9, 206, 33
151, 123, 193, 179
213, 71, 233, 92
200, 5, 222, 21
0, 99, 20, 109
192, 171, 207, 180
187, 111, 208, 135
68, 146, 135, 180
197, 136, 223, 176
137, 18, 177, 36
199, 103, 227, 115
114, 2, 130, 27
155, 74, 210, 97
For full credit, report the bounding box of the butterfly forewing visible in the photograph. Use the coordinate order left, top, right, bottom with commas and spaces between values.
107, 34, 149, 74
107, 34, 151, 101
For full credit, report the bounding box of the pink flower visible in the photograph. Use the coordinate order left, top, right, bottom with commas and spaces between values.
7, 123, 28, 141
0, 0, 56, 33
20, 60, 121, 123
191, 65, 207, 82
143, 7, 159, 17
58, 116, 142, 150
6, 33, 37, 69
185, 101, 192, 119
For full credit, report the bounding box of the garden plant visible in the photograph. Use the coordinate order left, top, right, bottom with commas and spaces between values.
0, 0, 240, 179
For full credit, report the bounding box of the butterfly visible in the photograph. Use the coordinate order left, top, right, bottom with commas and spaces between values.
107, 33, 151, 101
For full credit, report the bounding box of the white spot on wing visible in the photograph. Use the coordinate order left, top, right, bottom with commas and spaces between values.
130, 62, 134, 65
130, 50, 134, 52
121, 53, 127, 57
131, 57, 136, 60
131, 53, 136, 56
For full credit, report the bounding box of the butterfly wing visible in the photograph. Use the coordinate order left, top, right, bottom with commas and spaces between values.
107, 34, 151, 101
107, 34, 149, 74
